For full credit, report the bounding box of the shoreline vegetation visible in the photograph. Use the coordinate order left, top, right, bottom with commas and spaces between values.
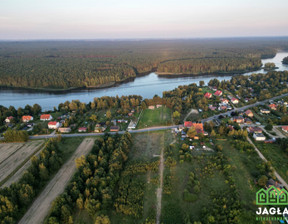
0, 66, 263, 93
1, 38, 287, 92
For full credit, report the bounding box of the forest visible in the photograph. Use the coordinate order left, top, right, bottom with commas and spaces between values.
0, 136, 63, 223
46, 132, 132, 224
283, 56, 288, 64
1, 37, 288, 90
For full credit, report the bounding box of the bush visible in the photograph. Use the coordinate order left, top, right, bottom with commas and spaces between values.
3, 129, 29, 142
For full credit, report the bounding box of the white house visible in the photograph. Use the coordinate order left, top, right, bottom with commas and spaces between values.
231, 97, 239, 104
40, 114, 53, 121
5, 116, 14, 123
48, 121, 60, 129
253, 133, 266, 141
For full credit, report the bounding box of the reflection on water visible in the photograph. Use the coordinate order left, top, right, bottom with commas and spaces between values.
0, 52, 288, 110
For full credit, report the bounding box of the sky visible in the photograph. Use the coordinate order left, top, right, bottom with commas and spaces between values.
0, 0, 288, 40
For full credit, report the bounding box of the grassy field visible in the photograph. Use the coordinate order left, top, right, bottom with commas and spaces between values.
137, 107, 172, 129
254, 141, 288, 183
160, 138, 263, 223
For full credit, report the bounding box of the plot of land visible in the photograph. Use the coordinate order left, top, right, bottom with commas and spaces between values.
19, 138, 95, 224
0, 140, 44, 184
137, 107, 172, 129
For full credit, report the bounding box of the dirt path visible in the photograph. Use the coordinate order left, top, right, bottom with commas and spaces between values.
247, 137, 288, 189
156, 136, 176, 224
0, 141, 43, 183
19, 138, 95, 224
156, 136, 164, 224
184, 108, 199, 121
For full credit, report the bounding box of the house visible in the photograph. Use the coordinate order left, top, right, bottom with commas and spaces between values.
184, 121, 193, 128
117, 119, 128, 124
221, 99, 229, 104
128, 112, 133, 116
48, 121, 60, 129
219, 105, 227, 111
191, 123, 204, 134
260, 109, 270, 114
5, 116, 14, 123
128, 121, 137, 130
269, 104, 277, 110
78, 127, 87, 132
244, 118, 253, 124
253, 133, 266, 141
148, 105, 155, 110
214, 90, 223, 97
282, 126, 288, 133
22, 115, 33, 122
40, 114, 53, 121
95, 124, 106, 133
58, 127, 71, 133
110, 126, 120, 132
204, 92, 212, 99
233, 116, 244, 124
231, 98, 239, 104
248, 127, 263, 134
245, 110, 254, 117
156, 104, 162, 108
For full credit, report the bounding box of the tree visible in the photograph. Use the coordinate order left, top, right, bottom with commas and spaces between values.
187, 127, 197, 138
265, 124, 273, 131
199, 80, 205, 87
3, 130, 29, 142
106, 110, 112, 119
258, 175, 268, 187
95, 215, 111, 224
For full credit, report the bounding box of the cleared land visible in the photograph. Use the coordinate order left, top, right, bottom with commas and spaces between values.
0, 140, 44, 184
137, 107, 172, 129
19, 138, 95, 224
1, 149, 42, 188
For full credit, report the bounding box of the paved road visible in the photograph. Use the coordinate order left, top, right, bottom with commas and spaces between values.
247, 137, 288, 189
18, 138, 95, 224
1, 92, 285, 141
29, 125, 180, 140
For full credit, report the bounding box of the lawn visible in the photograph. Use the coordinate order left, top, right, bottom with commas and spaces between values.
137, 106, 172, 129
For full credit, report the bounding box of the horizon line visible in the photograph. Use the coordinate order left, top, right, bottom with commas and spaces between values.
1, 35, 288, 42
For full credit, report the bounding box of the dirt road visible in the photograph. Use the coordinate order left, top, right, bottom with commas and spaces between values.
184, 109, 199, 121
18, 138, 95, 224
156, 135, 164, 224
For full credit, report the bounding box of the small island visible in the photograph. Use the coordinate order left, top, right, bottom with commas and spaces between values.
264, 62, 277, 71
282, 56, 288, 64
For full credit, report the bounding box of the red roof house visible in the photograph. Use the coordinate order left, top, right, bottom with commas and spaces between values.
22, 115, 33, 122
269, 104, 277, 110
40, 114, 53, 121
214, 90, 223, 96
48, 121, 60, 129
204, 92, 212, 99
282, 126, 288, 133
184, 121, 193, 128
245, 110, 254, 117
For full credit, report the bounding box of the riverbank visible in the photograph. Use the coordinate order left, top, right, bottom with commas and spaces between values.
155, 67, 262, 78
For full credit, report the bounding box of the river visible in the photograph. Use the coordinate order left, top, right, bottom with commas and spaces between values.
0, 52, 288, 110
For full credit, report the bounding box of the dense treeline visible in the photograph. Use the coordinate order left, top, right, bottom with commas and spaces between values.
283, 56, 288, 64
157, 57, 261, 74
2, 129, 29, 142
0, 38, 287, 89
0, 136, 63, 223
46, 133, 132, 224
